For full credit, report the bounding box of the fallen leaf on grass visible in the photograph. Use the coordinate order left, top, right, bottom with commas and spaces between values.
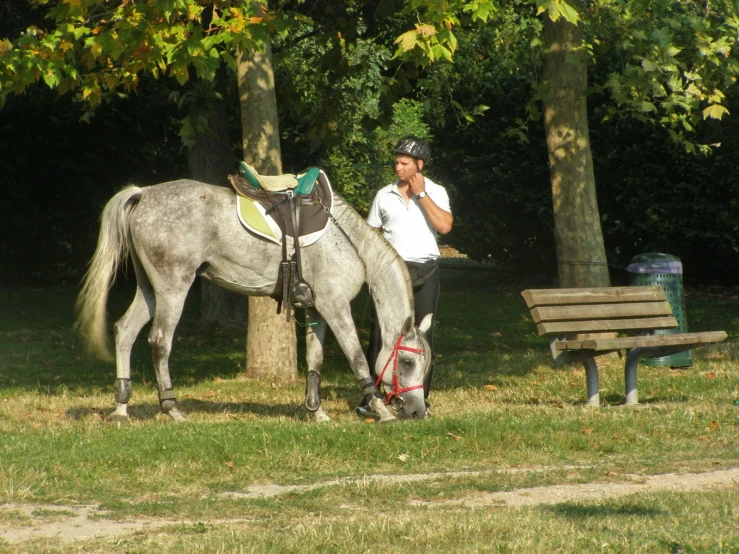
581, 428, 594, 435
225, 461, 234, 469
708, 421, 719, 431
706, 372, 716, 380
398, 454, 409, 462
483, 384, 498, 391
447, 432, 462, 440
364, 418, 375, 424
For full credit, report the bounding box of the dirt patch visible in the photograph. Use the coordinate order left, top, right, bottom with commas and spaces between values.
0, 504, 172, 544
410, 467, 739, 508
1, 466, 737, 545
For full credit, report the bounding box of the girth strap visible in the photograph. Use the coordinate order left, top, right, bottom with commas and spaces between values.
286, 190, 315, 316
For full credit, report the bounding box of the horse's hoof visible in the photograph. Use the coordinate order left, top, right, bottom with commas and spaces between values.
166, 410, 188, 423
108, 413, 129, 424
379, 415, 398, 424
308, 407, 331, 423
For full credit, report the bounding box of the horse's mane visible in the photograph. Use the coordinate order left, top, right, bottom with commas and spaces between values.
331, 194, 410, 293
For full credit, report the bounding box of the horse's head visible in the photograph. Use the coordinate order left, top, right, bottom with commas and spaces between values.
375, 314, 433, 420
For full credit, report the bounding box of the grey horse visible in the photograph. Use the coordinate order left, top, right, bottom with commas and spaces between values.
75, 180, 431, 423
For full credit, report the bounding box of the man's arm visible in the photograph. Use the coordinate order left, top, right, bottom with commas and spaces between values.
408, 174, 453, 235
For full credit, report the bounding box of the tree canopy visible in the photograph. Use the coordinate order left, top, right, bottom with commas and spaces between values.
2, 0, 739, 285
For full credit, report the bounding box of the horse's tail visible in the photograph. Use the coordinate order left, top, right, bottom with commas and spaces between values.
75, 186, 144, 360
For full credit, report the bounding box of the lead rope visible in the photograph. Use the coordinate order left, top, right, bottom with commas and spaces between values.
314, 195, 365, 265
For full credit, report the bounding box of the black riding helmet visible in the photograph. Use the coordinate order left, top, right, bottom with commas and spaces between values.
392, 136, 431, 162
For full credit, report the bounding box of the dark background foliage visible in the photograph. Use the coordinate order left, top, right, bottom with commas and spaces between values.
1, 1, 737, 287
0, 83, 187, 285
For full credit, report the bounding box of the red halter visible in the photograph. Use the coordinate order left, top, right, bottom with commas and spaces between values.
375, 334, 426, 404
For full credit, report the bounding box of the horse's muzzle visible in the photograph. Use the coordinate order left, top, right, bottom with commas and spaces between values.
394, 395, 427, 420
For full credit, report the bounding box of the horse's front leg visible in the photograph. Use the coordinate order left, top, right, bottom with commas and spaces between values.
320, 305, 397, 424
304, 310, 330, 423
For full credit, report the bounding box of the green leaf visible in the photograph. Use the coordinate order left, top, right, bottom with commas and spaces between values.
42, 69, 60, 88
220, 50, 237, 72
170, 64, 190, 85
557, 1, 580, 24
394, 30, 418, 53
641, 59, 658, 72
702, 104, 729, 120
664, 46, 681, 57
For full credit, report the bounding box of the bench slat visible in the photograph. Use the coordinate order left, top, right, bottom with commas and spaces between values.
531, 301, 674, 323
555, 330, 729, 351
580, 331, 727, 351
522, 286, 665, 308
537, 316, 677, 336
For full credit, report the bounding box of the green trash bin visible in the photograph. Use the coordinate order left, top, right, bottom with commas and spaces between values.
627, 253, 692, 367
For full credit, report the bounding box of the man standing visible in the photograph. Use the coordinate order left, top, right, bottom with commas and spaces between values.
357, 136, 453, 418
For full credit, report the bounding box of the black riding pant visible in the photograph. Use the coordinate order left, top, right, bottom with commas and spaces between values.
366, 260, 440, 399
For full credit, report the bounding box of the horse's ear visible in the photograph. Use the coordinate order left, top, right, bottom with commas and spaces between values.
418, 313, 433, 334
402, 315, 413, 335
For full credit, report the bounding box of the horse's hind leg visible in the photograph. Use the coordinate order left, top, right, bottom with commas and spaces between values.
149, 286, 190, 423
304, 311, 330, 423
109, 272, 155, 423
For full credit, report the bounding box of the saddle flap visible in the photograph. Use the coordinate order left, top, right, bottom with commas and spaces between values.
234, 169, 334, 248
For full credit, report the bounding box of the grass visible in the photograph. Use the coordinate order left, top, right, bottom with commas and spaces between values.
1, 269, 738, 552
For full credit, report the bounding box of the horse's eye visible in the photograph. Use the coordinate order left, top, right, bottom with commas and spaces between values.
402, 358, 412, 366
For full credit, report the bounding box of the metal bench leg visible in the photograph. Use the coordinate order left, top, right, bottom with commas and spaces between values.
583, 358, 599, 406
624, 348, 644, 405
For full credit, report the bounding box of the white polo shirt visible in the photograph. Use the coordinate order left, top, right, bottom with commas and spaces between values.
367, 177, 451, 263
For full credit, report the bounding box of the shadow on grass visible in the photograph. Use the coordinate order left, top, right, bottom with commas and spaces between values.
545, 501, 664, 518
65, 383, 360, 422
598, 393, 692, 406
66, 399, 304, 421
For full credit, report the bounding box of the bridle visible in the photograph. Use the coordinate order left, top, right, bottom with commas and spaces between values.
375, 333, 426, 407
315, 196, 426, 407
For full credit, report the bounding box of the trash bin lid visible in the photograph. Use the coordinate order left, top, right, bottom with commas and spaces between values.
627, 253, 682, 274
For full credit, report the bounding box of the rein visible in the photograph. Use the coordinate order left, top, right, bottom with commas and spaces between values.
375, 334, 426, 404
315, 195, 365, 265
316, 195, 425, 405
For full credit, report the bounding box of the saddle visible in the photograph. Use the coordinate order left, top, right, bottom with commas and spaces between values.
228, 163, 333, 320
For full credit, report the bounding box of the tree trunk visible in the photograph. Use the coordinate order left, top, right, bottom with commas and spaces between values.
186, 85, 247, 323
542, 8, 610, 289
237, 40, 297, 381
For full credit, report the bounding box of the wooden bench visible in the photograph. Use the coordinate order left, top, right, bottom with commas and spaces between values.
521, 286, 727, 406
